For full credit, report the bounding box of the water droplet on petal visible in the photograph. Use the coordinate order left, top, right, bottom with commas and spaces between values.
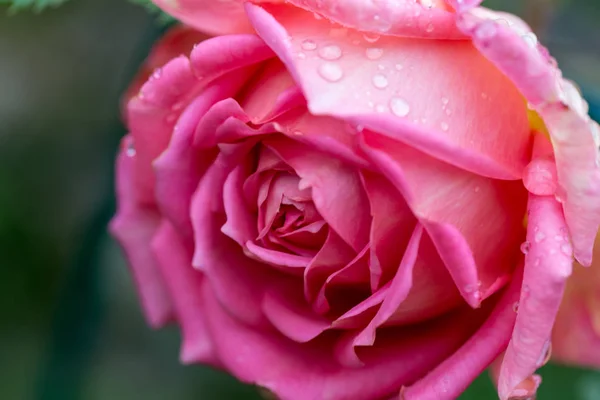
560, 243, 572, 256
152, 68, 162, 80
522, 32, 538, 48
441, 122, 449, 131
363, 33, 381, 43
441, 97, 449, 105
372, 73, 388, 89
390, 97, 410, 117
520, 241, 530, 255
426, 23, 434, 33
377, 64, 385, 71
318, 44, 342, 60
395, 63, 403, 70
366, 47, 384, 60
513, 301, 520, 313
318, 62, 344, 82
475, 20, 498, 40
301, 39, 317, 51
534, 231, 546, 243
375, 104, 387, 113
297, 52, 306, 59
126, 140, 136, 157
313, 12, 323, 20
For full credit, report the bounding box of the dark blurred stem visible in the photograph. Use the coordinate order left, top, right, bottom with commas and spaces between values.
33, 17, 169, 400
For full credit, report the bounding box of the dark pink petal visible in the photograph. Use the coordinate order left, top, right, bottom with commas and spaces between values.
274, 0, 464, 39
190, 146, 273, 328
245, 241, 311, 272
245, 3, 531, 180
265, 136, 371, 252
151, 221, 217, 365
154, 70, 254, 242
361, 131, 525, 307
151, 0, 253, 36
110, 137, 174, 328
202, 281, 486, 400
222, 162, 257, 246
455, 6, 600, 266
127, 55, 200, 203
262, 280, 331, 343
497, 193, 572, 400
401, 265, 523, 400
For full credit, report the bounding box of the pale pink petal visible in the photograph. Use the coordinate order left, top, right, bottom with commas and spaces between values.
151, 221, 216, 365
360, 171, 416, 290
265, 136, 371, 252
455, 6, 600, 265
278, 0, 464, 39
497, 193, 573, 400
151, 0, 253, 36
402, 265, 523, 400
190, 34, 274, 86
304, 229, 356, 305
245, 3, 531, 180
360, 131, 525, 307
109, 137, 174, 328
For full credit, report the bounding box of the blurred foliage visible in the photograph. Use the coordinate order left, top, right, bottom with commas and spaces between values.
0, 0, 598, 399
0, 0, 70, 12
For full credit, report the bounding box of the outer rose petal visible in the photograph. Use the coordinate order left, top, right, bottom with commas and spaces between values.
202, 281, 489, 400
151, 221, 217, 365
283, 0, 464, 39
245, 3, 532, 180
454, 6, 600, 265
151, 0, 254, 35
109, 137, 174, 328
553, 234, 600, 368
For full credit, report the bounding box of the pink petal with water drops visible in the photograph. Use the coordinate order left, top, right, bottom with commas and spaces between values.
282, 0, 465, 39
360, 131, 525, 308
151, 221, 217, 365
497, 194, 572, 400
110, 136, 174, 328
151, 0, 254, 35
401, 265, 522, 400
454, 6, 600, 266
245, 2, 532, 180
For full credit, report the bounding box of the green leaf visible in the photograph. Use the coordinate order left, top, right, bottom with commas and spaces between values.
0, 0, 70, 12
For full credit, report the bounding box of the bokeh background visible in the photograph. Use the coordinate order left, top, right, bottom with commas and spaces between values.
0, 0, 598, 398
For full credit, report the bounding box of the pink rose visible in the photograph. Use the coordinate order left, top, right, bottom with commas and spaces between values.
110, 1, 600, 399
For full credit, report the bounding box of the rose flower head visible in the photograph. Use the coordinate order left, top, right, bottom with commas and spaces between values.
110, 1, 600, 399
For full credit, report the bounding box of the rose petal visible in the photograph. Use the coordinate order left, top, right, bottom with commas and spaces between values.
279, 0, 463, 39
455, 7, 600, 266
151, 0, 253, 36
110, 137, 174, 328
151, 221, 217, 365
401, 265, 523, 400
203, 281, 486, 400
246, 3, 532, 180
360, 131, 525, 307
265, 136, 371, 252
497, 193, 573, 400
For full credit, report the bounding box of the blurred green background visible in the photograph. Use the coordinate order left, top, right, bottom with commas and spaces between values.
0, 0, 598, 399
